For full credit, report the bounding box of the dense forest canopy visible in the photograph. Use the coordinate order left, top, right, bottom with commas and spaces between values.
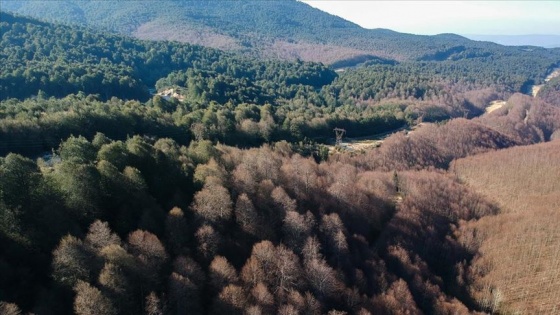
0, 11, 336, 102
6, 10, 544, 157
1, 5, 560, 315
2, 92, 559, 314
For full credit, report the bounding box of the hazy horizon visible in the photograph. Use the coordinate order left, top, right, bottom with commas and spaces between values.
461, 34, 560, 48
302, 1, 560, 37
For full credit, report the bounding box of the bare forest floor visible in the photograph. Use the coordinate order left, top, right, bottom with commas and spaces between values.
485, 100, 506, 113
326, 125, 425, 153
156, 88, 186, 102
531, 67, 560, 97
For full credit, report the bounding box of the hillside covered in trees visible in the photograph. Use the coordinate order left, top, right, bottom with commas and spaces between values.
4, 0, 560, 67
452, 140, 560, 314
1, 5, 560, 315
2, 92, 559, 314
0, 11, 335, 102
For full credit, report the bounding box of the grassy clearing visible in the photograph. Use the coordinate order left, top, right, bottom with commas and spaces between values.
485, 100, 506, 113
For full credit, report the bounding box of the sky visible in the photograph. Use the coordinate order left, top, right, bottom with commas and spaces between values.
301, 1, 560, 36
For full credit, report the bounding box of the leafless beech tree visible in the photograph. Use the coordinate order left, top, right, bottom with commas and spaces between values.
73, 280, 116, 315
52, 235, 94, 287
234, 193, 262, 237
128, 230, 168, 271
144, 292, 164, 315
85, 220, 121, 252
196, 225, 222, 261
251, 282, 274, 309
282, 210, 315, 253
169, 272, 201, 315
209, 255, 239, 291
191, 181, 233, 223
0, 302, 22, 315
165, 207, 188, 255
212, 284, 248, 315
305, 257, 342, 300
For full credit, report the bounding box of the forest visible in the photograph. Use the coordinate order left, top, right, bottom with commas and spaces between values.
4, 0, 560, 65
1, 6, 560, 315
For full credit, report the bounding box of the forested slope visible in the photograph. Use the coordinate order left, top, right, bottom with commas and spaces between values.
0, 11, 220, 100
4, 0, 560, 67
3, 92, 558, 314
452, 140, 560, 314
537, 76, 560, 105
0, 11, 336, 102
0, 131, 498, 314
1, 7, 560, 315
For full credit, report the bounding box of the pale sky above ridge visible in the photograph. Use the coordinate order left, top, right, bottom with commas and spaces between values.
302, 1, 560, 36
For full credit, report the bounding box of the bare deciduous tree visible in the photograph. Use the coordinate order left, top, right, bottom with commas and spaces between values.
169, 272, 201, 315
128, 230, 168, 270
196, 225, 221, 261
85, 220, 121, 252
172, 256, 205, 284
0, 301, 22, 315
282, 210, 315, 253
144, 292, 164, 315
234, 193, 261, 236
209, 256, 239, 291
251, 282, 274, 307
241, 256, 265, 287
212, 284, 248, 315
52, 235, 94, 287
73, 280, 116, 315
165, 207, 188, 255
271, 186, 297, 213
305, 257, 342, 300
192, 182, 233, 223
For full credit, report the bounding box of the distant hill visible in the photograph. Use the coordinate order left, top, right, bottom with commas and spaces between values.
4, 0, 560, 67
464, 34, 560, 48
0, 11, 335, 102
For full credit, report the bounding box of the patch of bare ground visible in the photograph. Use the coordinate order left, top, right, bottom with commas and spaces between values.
531, 68, 560, 97
545, 68, 560, 82
484, 100, 506, 114
326, 125, 413, 153
531, 85, 543, 97
157, 88, 186, 102
266, 40, 391, 64
328, 139, 382, 153
133, 20, 241, 50
452, 140, 560, 314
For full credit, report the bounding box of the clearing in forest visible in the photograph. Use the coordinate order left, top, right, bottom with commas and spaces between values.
531, 67, 560, 97
485, 100, 506, 113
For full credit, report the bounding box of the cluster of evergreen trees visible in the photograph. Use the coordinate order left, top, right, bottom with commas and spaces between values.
0, 12, 336, 102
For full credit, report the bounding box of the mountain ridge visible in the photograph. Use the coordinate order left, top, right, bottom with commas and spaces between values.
4, 0, 558, 66
463, 34, 560, 48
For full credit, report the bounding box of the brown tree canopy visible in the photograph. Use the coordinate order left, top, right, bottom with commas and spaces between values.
191, 182, 233, 223
73, 280, 117, 315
